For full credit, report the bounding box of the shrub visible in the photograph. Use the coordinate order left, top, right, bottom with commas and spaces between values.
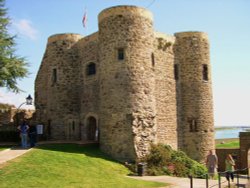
142, 143, 207, 178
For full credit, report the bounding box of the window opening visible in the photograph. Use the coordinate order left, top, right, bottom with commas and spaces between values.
202, 64, 208, 81
118, 48, 124, 60
87, 63, 96, 75
52, 68, 57, 83
174, 64, 179, 80
151, 53, 155, 67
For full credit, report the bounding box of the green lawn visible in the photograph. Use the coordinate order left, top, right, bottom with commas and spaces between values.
0, 144, 166, 188
216, 140, 240, 148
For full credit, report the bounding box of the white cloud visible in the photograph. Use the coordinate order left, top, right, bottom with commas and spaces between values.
0, 89, 35, 110
13, 19, 39, 40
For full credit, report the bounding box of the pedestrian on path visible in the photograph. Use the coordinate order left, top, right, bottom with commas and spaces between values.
206, 149, 218, 179
17, 121, 29, 148
225, 154, 235, 182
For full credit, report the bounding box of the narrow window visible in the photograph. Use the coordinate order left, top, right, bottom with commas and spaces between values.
202, 64, 208, 81
151, 53, 155, 67
174, 64, 179, 80
72, 121, 75, 131
118, 48, 124, 60
87, 63, 96, 75
52, 68, 57, 84
189, 118, 198, 132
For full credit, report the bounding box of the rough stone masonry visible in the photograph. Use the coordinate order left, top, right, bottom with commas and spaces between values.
35, 5, 215, 163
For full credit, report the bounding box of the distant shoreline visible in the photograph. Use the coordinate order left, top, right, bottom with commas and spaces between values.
215, 126, 250, 130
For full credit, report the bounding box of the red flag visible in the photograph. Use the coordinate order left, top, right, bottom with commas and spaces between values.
82, 10, 87, 28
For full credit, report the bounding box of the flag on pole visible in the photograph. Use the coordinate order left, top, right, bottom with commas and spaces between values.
82, 9, 87, 28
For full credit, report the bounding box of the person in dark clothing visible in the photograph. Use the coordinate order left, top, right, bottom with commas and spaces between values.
28, 125, 37, 147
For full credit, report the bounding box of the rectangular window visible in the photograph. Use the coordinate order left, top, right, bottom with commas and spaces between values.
87, 63, 96, 75
174, 64, 179, 80
202, 64, 208, 81
118, 48, 124, 60
52, 68, 57, 84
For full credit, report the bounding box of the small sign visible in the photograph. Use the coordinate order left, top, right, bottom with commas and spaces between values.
36, 124, 43, 134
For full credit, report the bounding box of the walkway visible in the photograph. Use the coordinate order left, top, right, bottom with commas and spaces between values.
132, 175, 250, 188
0, 147, 31, 165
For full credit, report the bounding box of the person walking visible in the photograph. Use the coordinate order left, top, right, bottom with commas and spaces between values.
18, 121, 29, 148
206, 149, 218, 179
225, 154, 235, 182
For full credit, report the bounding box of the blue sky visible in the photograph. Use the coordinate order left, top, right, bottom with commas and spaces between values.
0, 0, 250, 126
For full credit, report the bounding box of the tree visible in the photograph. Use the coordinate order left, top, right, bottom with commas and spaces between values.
0, 0, 28, 93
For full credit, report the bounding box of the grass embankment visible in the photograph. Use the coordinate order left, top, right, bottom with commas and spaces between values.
216, 138, 240, 148
0, 144, 166, 188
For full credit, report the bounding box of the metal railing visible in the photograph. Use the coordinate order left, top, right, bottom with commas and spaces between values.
189, 167, 249, 188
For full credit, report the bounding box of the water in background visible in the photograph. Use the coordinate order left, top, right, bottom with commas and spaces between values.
215, 127, 250, 139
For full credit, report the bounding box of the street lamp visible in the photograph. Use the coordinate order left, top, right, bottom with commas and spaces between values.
16, 95, 33, 126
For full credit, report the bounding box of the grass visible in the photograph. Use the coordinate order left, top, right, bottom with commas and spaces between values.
0, 144, 166, 188
0, 146, 10, 151
216, 138, 240, 148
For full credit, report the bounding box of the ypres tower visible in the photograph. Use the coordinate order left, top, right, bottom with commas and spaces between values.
35, 5, 215, 163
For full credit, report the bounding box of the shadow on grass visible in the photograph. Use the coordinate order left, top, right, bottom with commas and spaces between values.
35, 143, 119, 163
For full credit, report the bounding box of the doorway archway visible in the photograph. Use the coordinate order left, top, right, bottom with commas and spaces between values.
86, 116, 98, 141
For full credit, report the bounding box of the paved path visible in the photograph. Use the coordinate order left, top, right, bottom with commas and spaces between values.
131, 175, 250, 188
0, 147, 31, 165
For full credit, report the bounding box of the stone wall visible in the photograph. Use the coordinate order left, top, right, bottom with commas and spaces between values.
174, 32, 215, 162
154, 32, 177, 149
34, 5, 215, 163
98, 6, 155, 161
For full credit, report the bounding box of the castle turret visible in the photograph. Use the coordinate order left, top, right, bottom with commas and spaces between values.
35, 33, 83, 139
174, 32, 215, 162
98, 6, 156, 161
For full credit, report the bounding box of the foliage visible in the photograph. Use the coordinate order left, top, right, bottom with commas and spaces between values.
0, 144, 166, 188
0, 0, 28, 92
142, 144, 207, 178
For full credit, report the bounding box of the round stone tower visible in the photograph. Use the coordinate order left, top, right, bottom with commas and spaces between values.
174, 32, 215, 162
38, 33, 83, 139
98, 6, 156, 161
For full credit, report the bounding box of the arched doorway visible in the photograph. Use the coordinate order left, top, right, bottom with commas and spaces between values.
87, 116, 98, 141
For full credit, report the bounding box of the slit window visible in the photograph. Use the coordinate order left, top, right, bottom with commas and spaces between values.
188, 118, 198, 132
202, 64, 208, 81
87, 63, 96, 75
151, 53, 155, 67
118, 48, 124, 60
174, 64, 179, 80
52, 68, 57, 84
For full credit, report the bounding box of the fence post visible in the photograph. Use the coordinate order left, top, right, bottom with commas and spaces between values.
218, 173, 221, 188
189, 175, 193, 188
236, 171, 239, 186
205, 174, 209, 188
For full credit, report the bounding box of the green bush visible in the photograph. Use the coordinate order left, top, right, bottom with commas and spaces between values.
142, 143, 207, 178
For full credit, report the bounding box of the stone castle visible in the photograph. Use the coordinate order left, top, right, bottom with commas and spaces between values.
35, 5, 215, 162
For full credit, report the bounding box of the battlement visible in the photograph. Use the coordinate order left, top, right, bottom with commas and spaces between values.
78, 32, 98, 47
48, 33, 83, 44
98, 5, 153, 23
155, 31, 175, 43
174, 31, 208, 39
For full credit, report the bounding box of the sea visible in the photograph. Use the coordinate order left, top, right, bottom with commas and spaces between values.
215, 126, 250, 139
